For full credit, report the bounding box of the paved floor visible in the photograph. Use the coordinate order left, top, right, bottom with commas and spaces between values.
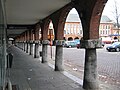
8, 45, 83, 90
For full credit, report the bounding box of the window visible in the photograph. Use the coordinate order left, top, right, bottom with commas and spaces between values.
74, 25, 76, 34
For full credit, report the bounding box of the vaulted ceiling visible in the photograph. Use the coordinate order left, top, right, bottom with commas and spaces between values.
6, 0, 71, 38
5, 0, 106, 38
6, 0, 71, 25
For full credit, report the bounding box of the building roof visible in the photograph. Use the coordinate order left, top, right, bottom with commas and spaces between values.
100, 15, 112, 23
66, 14, 80, 22
66, 14, 112, 23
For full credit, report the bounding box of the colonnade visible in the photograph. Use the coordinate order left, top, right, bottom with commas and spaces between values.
14, 0, 107, 89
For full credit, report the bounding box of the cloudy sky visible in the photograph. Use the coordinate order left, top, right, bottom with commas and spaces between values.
102, 0, 120, 21
70, 0, 120, 22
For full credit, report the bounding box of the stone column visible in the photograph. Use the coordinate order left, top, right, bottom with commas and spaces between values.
23, 42, 26, 51
81, 39, 102, 90
34, 41, 39, 58
55, 40, 64, 71
83, 48, 98, 89
29, 41, 33, 55
22, 42, 24, 50
26, 42, 29, 53
29, 43, 31, 55
20, 42, 22, 49
41, 40, 49, 63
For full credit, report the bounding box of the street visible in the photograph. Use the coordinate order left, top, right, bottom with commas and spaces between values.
47, 44, 120, 89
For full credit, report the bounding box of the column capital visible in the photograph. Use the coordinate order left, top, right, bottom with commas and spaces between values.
34, 40, 40, 44
42, 40, 49, 45
29, 40, 34, 43
80, 39, 102, 49
24, 41, 26, 43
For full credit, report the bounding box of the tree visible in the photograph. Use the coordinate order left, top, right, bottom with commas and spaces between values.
112, 0, 120, 41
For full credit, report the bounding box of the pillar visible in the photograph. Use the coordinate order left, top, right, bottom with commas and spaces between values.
80, 39, 102, 90
83, 48, 98, 89
26, 30, 29, 53
33, 24, 40, 58
28, 29, 32, 54
55, 40, 64, 71
34, 42, 39, 58
41, 40, 49, 63
20, 42, 22, 49
29, 41, 33, 55
22, 42, 24, 50
23, 41, 26, 51
51, 4, 72, 71
26, 42, 29, 53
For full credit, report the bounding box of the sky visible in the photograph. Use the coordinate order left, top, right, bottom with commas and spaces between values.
69, 0, 120, 22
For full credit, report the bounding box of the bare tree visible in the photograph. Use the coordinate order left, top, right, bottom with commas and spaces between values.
112, 0, 120, 41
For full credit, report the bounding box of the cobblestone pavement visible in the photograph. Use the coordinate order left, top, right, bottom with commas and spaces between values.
47, 45, 120, 90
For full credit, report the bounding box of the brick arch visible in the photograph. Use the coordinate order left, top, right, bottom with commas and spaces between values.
51, 3, 74, 40
40, 18, 50, 40
89, 0, 108, 39
34, 24, 41, 40
74, 0, 108, 40
48, 19, 55, 40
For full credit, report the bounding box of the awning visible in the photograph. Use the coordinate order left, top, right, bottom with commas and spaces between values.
109, 34, 120, 36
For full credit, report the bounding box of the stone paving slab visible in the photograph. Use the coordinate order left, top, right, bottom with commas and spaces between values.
8, 46, 83, 90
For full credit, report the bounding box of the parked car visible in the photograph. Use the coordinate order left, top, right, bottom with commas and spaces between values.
106, 42, 120, 52
76, 43, 80, 49
64, 41, 77, 48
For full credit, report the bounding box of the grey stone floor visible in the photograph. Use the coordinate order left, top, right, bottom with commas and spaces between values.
8, 46, 83, 90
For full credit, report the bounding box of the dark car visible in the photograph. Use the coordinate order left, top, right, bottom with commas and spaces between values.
106, 42, 120, 52
76, 43, 80, 49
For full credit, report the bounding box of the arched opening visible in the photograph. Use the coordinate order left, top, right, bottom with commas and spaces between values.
63, 8, 84, 82
114, 36, 118, 39
74, 37, 79, 40
68, 37, 73, 41
97, 0, 120, 89
64, 8, 83, 41
48, 20, 54, 44
47, 20, 56, 60
39, 28, 42, 41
